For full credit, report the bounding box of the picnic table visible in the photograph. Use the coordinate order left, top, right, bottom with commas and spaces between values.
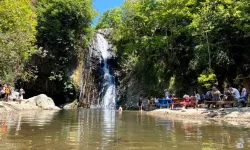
204, 95, 235, 108
156, 98, 171, 108
172, 98, 184, 107
180, 96, 197, 108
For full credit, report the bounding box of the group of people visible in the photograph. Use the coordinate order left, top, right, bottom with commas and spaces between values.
0, 84, 11, 100
204, 86, 248, 106
0, 84, 25, 103
136, 86, 249, 110
137, 89, 175, 111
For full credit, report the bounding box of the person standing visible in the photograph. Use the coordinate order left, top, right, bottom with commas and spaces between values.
18, 88, 25, 104
164, 89, 169, 98
154, 97, 159, 106
147, 97, 151, 110
0, 86, 2, 98
168, 95, 174, 109
5, 84, 11, 102
138, 96, 143, 111
1, 84, 6, 99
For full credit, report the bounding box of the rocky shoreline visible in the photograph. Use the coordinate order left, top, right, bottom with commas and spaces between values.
147, 107, 250, 126
0, 94, 60, 115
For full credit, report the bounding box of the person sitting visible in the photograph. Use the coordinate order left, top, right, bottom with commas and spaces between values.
206, 87, 220, 108
229, 87, 240, 100
240, 88, 247, 100
194, 91, 201, 107
212, 87, 221, 101
195, 91, 201, 102
183, 94, 189, 99
205, 90, 212, 101
238, 88, 248, 107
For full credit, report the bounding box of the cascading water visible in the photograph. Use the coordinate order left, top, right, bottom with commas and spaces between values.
96, 33, 116, 109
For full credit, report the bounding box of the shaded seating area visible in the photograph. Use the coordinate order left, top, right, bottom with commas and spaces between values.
156, 97, 172, 108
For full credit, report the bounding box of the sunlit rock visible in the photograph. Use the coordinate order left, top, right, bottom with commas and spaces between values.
24, 94, 60, 110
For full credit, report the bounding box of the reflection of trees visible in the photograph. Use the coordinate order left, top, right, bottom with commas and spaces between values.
0, 110, 250, 149
154, 117, 250, 150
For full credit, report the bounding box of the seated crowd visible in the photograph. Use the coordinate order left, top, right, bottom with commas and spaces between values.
204, 86, 248, 107
140, 86, 248, 110
0, 83, 25, 103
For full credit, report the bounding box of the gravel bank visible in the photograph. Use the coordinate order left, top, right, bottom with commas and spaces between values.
147, 107, 250, 125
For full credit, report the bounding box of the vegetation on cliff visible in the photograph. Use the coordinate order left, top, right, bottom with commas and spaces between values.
0, 0, 96, 104
97, 0, 250, 96
25, 0, 96, 104
0, 0, 37, 84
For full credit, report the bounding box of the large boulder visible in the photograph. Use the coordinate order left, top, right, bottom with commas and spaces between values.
24, 94, 60, 110
63, 100, 78, 109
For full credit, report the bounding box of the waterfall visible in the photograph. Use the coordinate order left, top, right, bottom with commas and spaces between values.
96, 33, 116, 109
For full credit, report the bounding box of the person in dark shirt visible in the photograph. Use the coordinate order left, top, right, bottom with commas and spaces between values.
138, 96, 143, 111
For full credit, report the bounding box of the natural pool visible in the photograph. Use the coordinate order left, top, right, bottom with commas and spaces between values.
0, 109, 249, 150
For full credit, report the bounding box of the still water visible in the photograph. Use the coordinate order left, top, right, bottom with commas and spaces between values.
0, 109, 250, 150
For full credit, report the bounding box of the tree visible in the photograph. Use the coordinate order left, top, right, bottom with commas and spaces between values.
113, 0, 197, 96
0, 0, 37, 84
96, 7, 122, 29
25, 0, 96, 103
190, 0, 250, 89
111, 0, 250, 96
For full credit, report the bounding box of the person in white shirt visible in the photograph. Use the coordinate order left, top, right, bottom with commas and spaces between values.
18, 88, 25, 104
229, 87, 240, 100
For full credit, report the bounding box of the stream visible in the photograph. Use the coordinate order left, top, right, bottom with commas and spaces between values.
0, 109, 249, 149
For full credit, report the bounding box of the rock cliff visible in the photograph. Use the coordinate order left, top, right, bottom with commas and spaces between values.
79, 29, 117, 107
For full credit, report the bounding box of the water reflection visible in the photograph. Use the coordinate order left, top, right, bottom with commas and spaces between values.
0, 110, 250, 149
154, 117, 250, 150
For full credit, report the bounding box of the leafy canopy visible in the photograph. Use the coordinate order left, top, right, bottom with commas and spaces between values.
0, 0, 37, 84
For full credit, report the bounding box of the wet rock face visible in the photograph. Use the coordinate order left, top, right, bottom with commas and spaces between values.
79, 29, 117, 107
116, 76, 143, 110
87, 29, 115, 73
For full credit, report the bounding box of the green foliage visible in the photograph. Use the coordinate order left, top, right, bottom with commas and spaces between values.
113, 0, 196, 96
24, 0, 96, 103
96, 7, 122, 29
198, 69, 217, 89
108, 0, 250, 96
168, 76, 175, 94
0, 0, 37, 83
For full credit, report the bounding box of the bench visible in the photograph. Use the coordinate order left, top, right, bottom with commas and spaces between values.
173, 98, 185, 107
204, 101, 217, 107
204, 100, 234, 108
205, 95, 236, 108
216, 101, 235, 108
